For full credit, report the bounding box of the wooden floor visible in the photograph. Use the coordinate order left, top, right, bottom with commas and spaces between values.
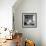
0, 39, 16, 46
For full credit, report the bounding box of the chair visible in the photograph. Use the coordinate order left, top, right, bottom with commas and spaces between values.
25, 40, 35, 46
15, 33, 23, 46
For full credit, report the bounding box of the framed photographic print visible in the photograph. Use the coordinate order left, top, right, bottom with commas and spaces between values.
22, 13, 37, 28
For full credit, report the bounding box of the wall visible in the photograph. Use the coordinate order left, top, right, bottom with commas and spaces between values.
41, 0, 46, 46
13, 0, 41, 46
0, 0, 16, 30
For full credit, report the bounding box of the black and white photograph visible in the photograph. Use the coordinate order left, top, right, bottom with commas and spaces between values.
22, 13, 37, 28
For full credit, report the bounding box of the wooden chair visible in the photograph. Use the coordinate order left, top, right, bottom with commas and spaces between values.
25, 40, 35, 46
15, 33, 23, 46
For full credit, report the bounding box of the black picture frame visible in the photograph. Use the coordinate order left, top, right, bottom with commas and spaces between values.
22, 13, 37, 28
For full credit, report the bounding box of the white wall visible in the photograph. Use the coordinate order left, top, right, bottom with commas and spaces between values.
13, 0, 41, 46
0, 0, 16, 30
13, 0, 46, 46
41, 0, 46, 46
